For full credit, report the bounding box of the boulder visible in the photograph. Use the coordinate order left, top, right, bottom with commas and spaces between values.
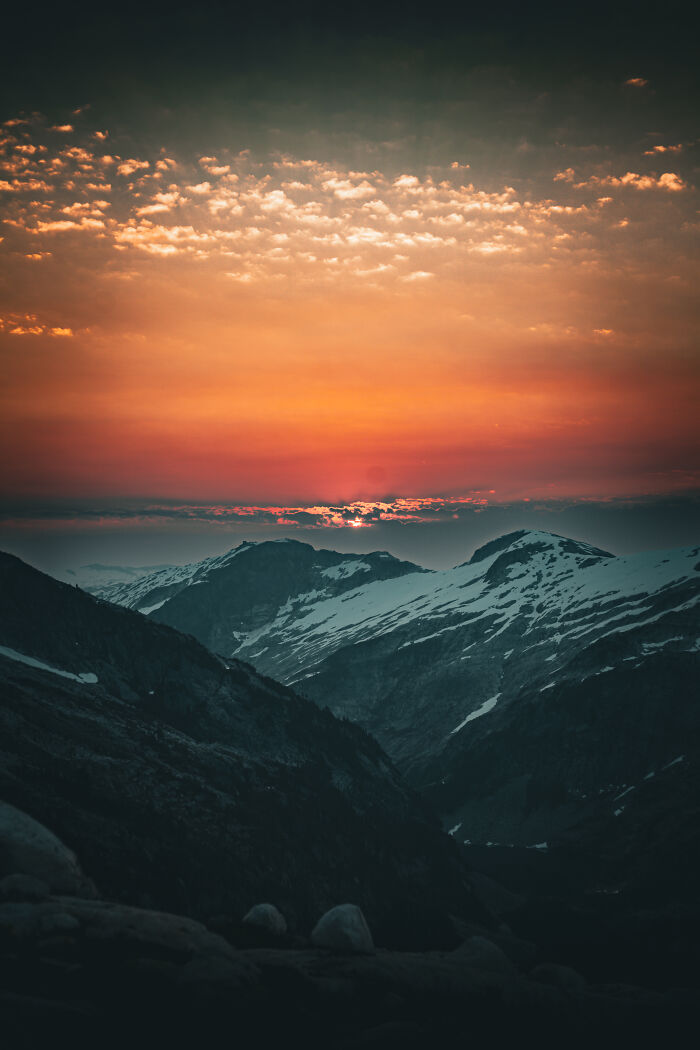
0, 801, 95, 897
452, 935, 516, 976
242, 902, 287, 936
311, 904, 374, 955
530, 962, 586, 994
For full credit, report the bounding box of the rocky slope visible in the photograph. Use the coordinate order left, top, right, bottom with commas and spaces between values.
0, 550, 487, 947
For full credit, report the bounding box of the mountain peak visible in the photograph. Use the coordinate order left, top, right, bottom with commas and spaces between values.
468, 529, 613, 566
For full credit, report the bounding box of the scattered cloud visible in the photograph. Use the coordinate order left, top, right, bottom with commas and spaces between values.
116, 158, 150, 176
560, 168, 688, 192
0, 313, 73, 336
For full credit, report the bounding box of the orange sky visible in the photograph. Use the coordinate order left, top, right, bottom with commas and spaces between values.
1, 115, 698, 510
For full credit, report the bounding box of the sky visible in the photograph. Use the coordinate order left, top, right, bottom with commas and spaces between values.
1, 2, 698, 571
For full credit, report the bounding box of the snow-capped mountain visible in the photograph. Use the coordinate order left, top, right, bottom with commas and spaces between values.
96, 530, 700, 845
96, 538, 425, 629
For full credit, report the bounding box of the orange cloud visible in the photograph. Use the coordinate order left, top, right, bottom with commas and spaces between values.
559, 168, 688, 192
116, 158, 150, 176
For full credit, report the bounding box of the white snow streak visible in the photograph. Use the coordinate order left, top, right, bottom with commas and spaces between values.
0, 645, 98, 684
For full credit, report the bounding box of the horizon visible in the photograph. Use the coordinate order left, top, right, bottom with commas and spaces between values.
3, 497, 699, 578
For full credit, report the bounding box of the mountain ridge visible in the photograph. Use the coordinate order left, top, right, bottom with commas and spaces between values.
90, 529, 700, 849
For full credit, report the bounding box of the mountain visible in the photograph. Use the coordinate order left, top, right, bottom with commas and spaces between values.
97, 537, 424, 622
0, 550, 489, 947
96, 530, 700, 849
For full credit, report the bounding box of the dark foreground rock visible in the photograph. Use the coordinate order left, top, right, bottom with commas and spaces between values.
0, 888, 696, 1050
0, 801, 96, 899
0, 803, 695, 1049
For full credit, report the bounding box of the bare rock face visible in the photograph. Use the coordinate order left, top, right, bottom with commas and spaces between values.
243, 902, 287, 936
0, 800, 96, 897
311, 903, 375, 955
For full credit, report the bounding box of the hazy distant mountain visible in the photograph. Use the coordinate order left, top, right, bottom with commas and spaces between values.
53, 562, 173, 593
97, 530, 700, 849
0, 550, 487, 946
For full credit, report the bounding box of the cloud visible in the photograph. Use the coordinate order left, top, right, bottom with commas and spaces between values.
135, 190, 185, 215
569, 169, 688, 192
0, 495, 498, 529
625, 77, 649, 87
0, 312, 73, 336
322, 176, 376, 200
0, 177, 53, 192
116, 159, 150, 176
656, 172, 686, 191
1, 120, 695, 297
33, 218, 105, 232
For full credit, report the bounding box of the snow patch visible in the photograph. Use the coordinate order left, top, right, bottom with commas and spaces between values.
320, 561, 372, 581
0, 645, 98, 685
451, 693, 501, 734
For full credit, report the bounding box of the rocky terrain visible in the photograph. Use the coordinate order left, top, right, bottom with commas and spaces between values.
1, 802, 696, 1050
0, 550, 486, 946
